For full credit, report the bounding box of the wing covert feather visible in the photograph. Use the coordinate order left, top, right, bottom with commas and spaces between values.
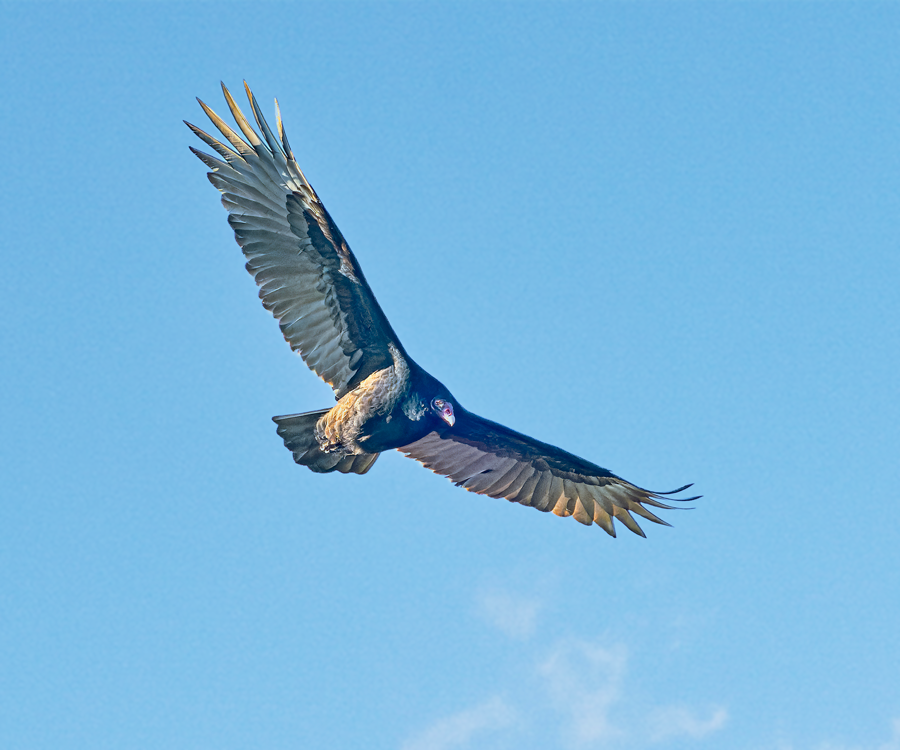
187, 82, 403, 397
400, 409, 698, 537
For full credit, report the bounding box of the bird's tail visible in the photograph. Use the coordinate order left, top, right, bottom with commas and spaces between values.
272, 410, 379, 475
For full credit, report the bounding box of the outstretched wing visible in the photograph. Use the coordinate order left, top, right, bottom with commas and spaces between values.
186, 82, 402, 398
400, 408, 698, 537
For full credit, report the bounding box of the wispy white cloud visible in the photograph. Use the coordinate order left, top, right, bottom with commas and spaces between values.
538, 639, 628, 746
476, 588, 541, 640
404, 586, 732, 750
401, 634, 731, 750
400, 695, 518, 750
811, 718, 900, 750
882, 719, 900, 750
648, 705, 728, 742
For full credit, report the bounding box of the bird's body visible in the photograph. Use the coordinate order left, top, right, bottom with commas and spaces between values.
187, 82, 698, 537
277, 342, 446, 470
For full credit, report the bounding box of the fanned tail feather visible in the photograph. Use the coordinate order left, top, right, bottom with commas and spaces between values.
273, 410, 379, 475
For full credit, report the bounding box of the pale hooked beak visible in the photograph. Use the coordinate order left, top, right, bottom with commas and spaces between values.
439, 402, 455, 427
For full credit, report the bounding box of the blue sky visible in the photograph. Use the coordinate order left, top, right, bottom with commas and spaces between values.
1, 2, 899, 749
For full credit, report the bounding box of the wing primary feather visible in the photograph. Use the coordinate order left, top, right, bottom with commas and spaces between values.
196, 97, 254, 156
273, 100, 316, 194
613, 507, 647, 538
588, 485, 617, 516
185, 122, 241, 162
656, 483, 695, 496
189, 145, 232, 174
627, 502, 671, 527
593, 507, 617, 537
219, 84, 288, 191
244, 81, 287, 160
636, 496, 678, 511
220, 82, 264, 149
274, 98, 293, 157
274, 98, 309, 192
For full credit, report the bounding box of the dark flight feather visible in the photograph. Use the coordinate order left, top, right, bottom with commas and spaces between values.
400, 408, 698, 537
187, 87, 400, 398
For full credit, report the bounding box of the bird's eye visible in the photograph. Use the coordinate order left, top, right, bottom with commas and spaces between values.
432, 398, 444, 409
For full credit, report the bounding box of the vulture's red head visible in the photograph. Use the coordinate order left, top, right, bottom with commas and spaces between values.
431, 398, 455, 427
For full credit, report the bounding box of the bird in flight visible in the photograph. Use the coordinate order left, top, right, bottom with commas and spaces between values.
186, 82, 698, 537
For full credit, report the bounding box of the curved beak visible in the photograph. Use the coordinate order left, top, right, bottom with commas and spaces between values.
439, 403, 455, 427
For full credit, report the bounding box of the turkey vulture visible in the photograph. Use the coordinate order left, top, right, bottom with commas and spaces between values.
186, 82, 698, 537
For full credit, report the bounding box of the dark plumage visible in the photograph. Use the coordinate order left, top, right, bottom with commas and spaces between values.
187, 82, 698, 537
